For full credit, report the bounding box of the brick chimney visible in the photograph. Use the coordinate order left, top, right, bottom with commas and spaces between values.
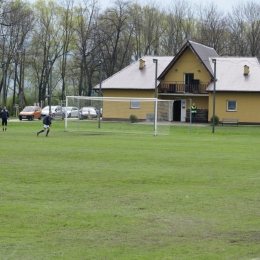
244, 65, 249, 75
139, 59, 145, 69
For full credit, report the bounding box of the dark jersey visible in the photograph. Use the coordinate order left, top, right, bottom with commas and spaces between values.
43, 115, 52, 125
0, 109, 9, 119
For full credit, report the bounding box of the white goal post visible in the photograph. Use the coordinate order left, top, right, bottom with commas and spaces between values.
65, 96, 174, 136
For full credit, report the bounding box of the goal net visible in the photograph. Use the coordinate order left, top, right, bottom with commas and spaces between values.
65, 96, 174, 136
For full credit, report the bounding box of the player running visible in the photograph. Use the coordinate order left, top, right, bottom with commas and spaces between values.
37, 111, 53, 137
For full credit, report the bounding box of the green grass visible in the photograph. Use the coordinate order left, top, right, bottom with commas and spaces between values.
1, 120, 260, 259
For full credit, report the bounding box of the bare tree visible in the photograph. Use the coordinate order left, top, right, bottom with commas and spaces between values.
96, 0, 133, 77
73, 0, 100, 96
161, 0, 195, 55
56, 0, 76, 101
228, 1, 260, 58
195, 3, 228, 55
0, 0, 34, 108
31, 0, 65, 106
1, 0, 260, 107
128, 3, 143, 60
139, 3, 165, 56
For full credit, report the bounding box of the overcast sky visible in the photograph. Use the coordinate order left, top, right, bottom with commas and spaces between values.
189, 0, 245, 12
98, 0, 254, 13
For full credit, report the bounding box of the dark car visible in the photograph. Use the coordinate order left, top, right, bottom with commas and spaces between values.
79, 107, 97, 119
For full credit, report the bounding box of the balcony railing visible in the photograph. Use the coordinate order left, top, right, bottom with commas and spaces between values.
158, 82, 209, 94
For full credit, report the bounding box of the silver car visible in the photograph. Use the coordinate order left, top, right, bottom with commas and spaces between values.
41, 106, 62, 117
63, 106, 79, 118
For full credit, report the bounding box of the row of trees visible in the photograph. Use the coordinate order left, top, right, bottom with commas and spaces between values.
0, 0, 260, 112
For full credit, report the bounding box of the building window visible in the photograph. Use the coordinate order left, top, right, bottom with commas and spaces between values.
184, 73, 194, 84
131, 100, 140, 109
227, 100, 237, 111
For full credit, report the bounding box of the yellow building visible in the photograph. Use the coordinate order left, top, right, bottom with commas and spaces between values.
95, 41, 260, 124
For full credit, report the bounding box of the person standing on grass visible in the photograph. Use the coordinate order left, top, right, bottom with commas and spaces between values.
191, 103, 197, 123
37, 111, 52, 137
0, 105, 10, 131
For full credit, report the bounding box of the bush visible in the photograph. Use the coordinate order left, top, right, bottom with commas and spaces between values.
130, 114, 138, 123
210, 115, 219, 125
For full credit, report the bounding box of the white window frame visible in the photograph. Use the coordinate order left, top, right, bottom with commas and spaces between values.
130, 100, 140, 109
227, 100, 237, 111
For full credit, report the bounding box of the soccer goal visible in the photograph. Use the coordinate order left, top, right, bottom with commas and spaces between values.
65, 96, 174, 136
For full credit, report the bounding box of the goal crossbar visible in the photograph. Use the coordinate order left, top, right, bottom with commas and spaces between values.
66, 96, 158, 102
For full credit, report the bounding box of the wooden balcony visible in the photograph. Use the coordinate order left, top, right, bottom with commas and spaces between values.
158, 82, 209, 94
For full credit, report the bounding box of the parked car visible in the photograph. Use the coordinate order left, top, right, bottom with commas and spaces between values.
79, 107, 97, 119
63, 106, 79, 118
95, 107, 102, 117
41, 106, 62, 117
52, 107, 65, 119
19, 106, 42, 121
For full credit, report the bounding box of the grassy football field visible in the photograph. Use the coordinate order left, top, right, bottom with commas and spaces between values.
1, 119, 260, 260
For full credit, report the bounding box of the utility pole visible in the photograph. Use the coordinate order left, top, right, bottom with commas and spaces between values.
153, 59, 158, 133
48, 61, 53, 113
98, 60, 103, 129
1, 62, 6, 107
212, 59, 217, 133
153, 59, 158, 98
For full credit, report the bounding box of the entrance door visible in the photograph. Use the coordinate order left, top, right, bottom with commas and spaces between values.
173, 100, 186, 122
173, 100, 181, 121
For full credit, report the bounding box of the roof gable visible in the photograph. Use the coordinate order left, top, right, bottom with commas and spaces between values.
158, 40, 219, 79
